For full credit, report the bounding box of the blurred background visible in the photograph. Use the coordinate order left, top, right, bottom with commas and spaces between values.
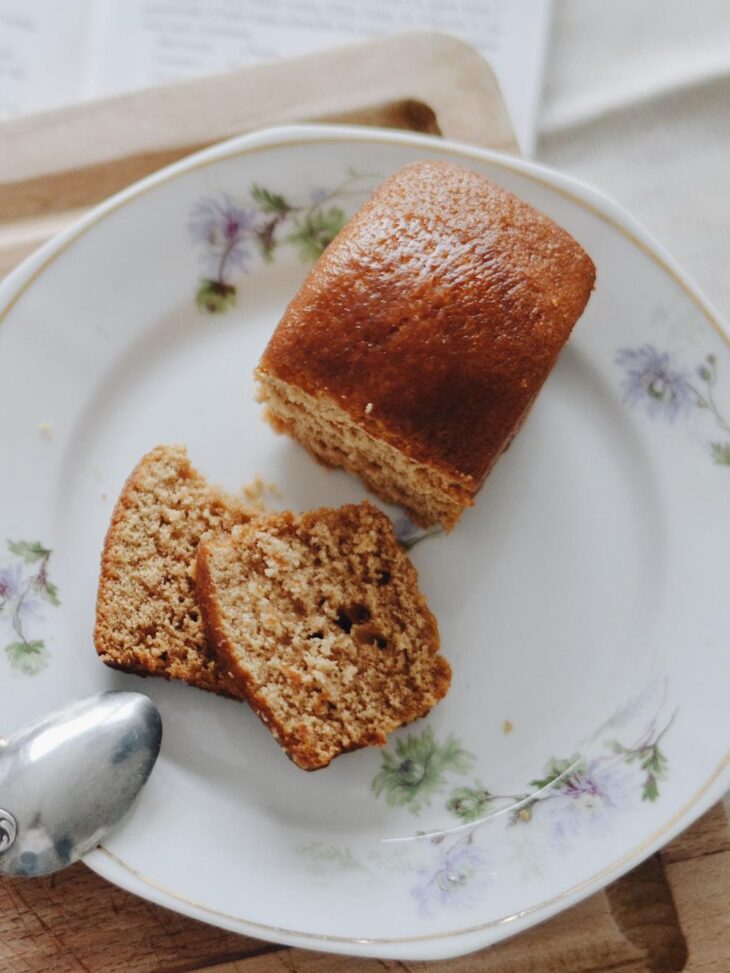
1, 0, 728, 317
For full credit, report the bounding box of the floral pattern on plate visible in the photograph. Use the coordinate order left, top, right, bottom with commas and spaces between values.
372, 727, 473, 814
189, 169, 376, 313
300, 684, 676, 918
0, 540, 59, 675
392, 515, 442, 551
372, 695, 674, 913
616, 345, 730, 464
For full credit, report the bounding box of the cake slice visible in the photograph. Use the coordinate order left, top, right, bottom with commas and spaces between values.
95, 445, 255, 697
195, 501, 450, 769
256, 160, 596, 529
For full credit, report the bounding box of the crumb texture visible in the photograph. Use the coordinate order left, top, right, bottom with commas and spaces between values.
258, 159, 596, 528
257, 374, 471, 529
94, 445, 254, 696
196, 502, 450, 769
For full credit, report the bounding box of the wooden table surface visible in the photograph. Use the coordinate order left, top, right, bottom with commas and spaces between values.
2, 803, 728, 973
1, 32, 727, 973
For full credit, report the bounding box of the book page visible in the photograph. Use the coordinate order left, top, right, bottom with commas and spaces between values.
0, 0, 551, 154
0, 0, 90, 119
87, 0, 551, 154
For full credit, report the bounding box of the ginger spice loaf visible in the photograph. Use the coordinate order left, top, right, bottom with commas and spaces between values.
196, 502, 451, 769
95, 445, 254, 697
256, 160, 596, 529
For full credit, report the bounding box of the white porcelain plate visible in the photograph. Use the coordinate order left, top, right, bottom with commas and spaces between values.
1, 126, 728, 961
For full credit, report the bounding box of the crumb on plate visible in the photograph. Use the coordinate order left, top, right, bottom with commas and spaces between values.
242, 474, 282, 511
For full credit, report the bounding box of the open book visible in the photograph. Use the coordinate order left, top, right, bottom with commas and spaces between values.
0, 0, 551, 154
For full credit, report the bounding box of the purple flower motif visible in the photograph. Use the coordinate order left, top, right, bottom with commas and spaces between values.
309, 187, 330, 206
188, 195, 256, 279
543, 759, 636, 848
412, 843, 491, 917
393, 514, 441, 551
0, 564, 21, 601
0, 561, 43, 636
14, 594, 43, 623
616, 346, 694, 421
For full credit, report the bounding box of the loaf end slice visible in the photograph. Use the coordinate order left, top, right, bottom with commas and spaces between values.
95, 444, 254, 698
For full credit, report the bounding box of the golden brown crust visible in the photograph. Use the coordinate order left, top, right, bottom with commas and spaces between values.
259, 159, 596, 498
94, 445, 253, 698
196, 502, 450, 770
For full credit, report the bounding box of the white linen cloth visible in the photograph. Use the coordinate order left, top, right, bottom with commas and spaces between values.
540, 1, 730, 810
538, 0, 730, 323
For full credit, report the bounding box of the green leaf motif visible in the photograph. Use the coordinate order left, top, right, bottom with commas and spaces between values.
447, 782, 493, 822
5, 640, 49, 675
250, 184, 291, 215
40, 578, 60, 607
287, 207, 346, 261
643, 775, 660, 802
254, 214, 289, 264
195, 279, 236, 314
298, 842, 366, 874
639, 744, 668, 801
372, 727, 473, 815
7, 540, 51, 564
710, 442, 730, 466
610, 738, 669, 802
529, 756, 579, 792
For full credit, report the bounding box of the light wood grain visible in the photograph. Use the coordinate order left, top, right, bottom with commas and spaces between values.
664, 804, 730, 973
0, 32, 516, 279
0, 861, 271, 973
0, 31, 515, 223
661, 802, 730, 864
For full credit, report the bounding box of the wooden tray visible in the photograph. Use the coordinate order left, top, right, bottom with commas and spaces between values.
1, 31, 727, 973
0, 31, 515, 276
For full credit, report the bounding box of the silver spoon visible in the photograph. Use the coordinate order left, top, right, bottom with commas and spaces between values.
0, 691, 162, 877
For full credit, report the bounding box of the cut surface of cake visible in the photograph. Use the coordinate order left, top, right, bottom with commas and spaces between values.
95, 445, 254, 697
195, 501, 450, 769
256, 160, 596, 529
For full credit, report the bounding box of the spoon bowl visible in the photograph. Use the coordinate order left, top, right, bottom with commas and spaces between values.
0, 691, 162, 877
